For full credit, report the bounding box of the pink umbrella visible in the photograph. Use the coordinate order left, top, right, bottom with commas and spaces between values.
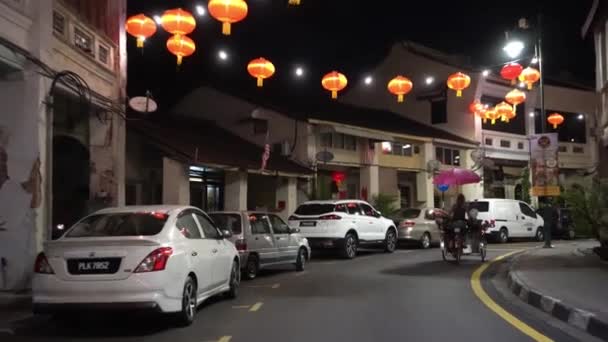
433, 167, 481, 186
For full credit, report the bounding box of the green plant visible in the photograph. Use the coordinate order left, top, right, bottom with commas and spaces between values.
563, 181, 608, 247
371, 194, 400, 217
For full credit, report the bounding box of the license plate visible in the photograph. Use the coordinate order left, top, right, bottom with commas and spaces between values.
67, 258, 121, 275
300, 221, 316, 227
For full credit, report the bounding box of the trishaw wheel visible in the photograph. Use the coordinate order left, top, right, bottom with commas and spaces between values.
480, 237, 487, 262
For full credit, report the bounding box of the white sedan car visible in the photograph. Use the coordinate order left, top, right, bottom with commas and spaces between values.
33, 205, 240, 326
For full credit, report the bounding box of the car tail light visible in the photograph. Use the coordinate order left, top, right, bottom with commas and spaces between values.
319, 214, 342, 220
134, 247, 173, 273
288, 215, 299, 221
235, 239, 247, 252
401, 220, 416, 227
34, 252, 54, 274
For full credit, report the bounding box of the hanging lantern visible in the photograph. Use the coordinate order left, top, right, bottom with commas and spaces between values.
288, 0, 301, 5
469, 100, 483, 114
505, 88, 526, 111
247, 58, 276, 87
485, 107, 501, 125
495, 101, 515, 123
518, 67, 541, 90
126, 14, 157, 48
447, 72, 471, 97
322, 71, 348, 99
547, 113, 564, 129
477, 105, 490, 124
387, 76, 413, 103
500, 63, 523, 85
208, 0, 248, 35
161, 8, 196, 36
166, 34, 196, 66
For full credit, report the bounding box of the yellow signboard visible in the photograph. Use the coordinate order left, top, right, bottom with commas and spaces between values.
530, 134, 560, 197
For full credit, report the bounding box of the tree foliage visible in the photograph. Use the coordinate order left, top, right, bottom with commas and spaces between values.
562, 181, 608, 246
372, 193, 400, 217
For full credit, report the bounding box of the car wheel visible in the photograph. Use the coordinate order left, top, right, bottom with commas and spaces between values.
499, 228, 509, 244
535, 227, 544, 242
244, 255, 259, 280
384, 229, 397, 253
341, 233, 358, 259
176, 276, 197, 326
420, 232, 431, 249
226, 260, 240, 299
295, 248, 307, 271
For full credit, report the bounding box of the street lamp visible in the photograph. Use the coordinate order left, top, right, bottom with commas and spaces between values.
504, 15, 551, 248
503, 40, 525, 59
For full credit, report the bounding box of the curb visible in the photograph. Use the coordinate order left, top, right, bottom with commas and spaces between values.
507, 252, 608, 341
0, 292, 32, 312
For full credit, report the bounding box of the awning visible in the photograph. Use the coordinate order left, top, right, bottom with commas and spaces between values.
318, 122, 395, 142
128, 117, 313, 177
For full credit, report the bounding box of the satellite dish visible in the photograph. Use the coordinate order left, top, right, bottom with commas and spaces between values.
129, 94, 157, 113
426, 159, 442, 178
470, 149, 484, 164
316, 151, 334, 163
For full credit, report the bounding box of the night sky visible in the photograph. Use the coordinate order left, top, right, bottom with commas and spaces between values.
127, 0, 595, 112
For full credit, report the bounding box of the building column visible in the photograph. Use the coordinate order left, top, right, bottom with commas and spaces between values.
360, 165, 379, 201
162, 157, 190, 205
417, 142, 435, 208
224, 171, 247, 211
276, 176, 297, 220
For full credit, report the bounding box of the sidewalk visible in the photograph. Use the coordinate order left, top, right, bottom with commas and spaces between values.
508, 240, 608, 341
0, 290, 32, 333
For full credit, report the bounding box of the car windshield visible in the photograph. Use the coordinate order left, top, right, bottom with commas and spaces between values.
399, 209, 421, 219
294, 204, 336, 216
468, 201, 489, 212
66, 212, 168, 237
209, 213, 242, 234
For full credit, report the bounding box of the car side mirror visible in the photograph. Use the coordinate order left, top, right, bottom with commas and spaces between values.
221, 229, 232, 239
375, 211, 382, 218
289, 227, 301, 234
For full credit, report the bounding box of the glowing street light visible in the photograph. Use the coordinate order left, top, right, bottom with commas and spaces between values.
482, 70, 490, 77
153, 15, 162, 25
425, 76, 434, 85
364, 75, 373, 85
218, 50, 228, 61
295, 67, 304, 77
503, 40, 525, 59
196, 5, 206, 16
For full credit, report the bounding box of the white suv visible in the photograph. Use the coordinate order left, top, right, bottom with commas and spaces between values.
288, 200, 397, 258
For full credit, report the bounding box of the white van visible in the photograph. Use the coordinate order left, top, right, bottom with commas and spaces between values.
468, 199, 545, 243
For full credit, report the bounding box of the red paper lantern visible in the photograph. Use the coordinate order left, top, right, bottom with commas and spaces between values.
485, 107, 501, 125
500, 63, 523, 85
208, 0, 248, 35
166, 34, 195, 66
547, 113, 564, 129
519, 67, 541, 90
322, 71, 348, 99
288, 0, 301, 5
161, 8, 196, 36
387, 76, 413, 103
247, 58, 275, 87
332, 171, 346, 183
447, 72, 471, 97
505, 88, 526, 112
469, 100, 483, 114
126, 14, 156, 48
495, 101, 515, 123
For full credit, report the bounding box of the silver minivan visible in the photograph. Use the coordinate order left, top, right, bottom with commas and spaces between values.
209, 212, 311, 280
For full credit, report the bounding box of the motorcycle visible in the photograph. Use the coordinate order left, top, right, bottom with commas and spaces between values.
438, 209, 489, 264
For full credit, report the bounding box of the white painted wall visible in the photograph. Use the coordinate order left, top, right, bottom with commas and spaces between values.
162, 157, 189, 205
224, 171, 247, 211
275, 177, 297, 220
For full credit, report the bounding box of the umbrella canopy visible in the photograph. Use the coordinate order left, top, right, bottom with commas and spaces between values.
433, 167, 481, 186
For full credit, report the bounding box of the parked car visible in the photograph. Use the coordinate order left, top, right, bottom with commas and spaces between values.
288, 200, 398, 258
208, 211, 310, 280
468, 199, 545, 243
389, 208, 444, 249
32, 206, 240, 326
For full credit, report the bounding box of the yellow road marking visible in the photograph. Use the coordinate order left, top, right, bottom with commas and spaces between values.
249, 302, 263, 312
231, 305, 250, 309
217, 336, 232, 342
471, 250, 553, 342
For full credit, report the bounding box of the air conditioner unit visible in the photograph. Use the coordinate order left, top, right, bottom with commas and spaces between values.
272, 141, 291, 156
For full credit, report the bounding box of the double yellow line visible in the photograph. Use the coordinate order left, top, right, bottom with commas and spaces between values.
471, 250, 553, 342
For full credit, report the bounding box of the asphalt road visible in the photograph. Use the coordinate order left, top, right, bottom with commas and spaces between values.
2, 242, 594, 342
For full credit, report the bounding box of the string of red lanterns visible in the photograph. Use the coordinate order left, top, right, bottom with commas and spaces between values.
126, 14, 156, 48
387, 76, 413, 103
208, 0, 248, 35
247, 58, 276, 87
321, 71, 348, 99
